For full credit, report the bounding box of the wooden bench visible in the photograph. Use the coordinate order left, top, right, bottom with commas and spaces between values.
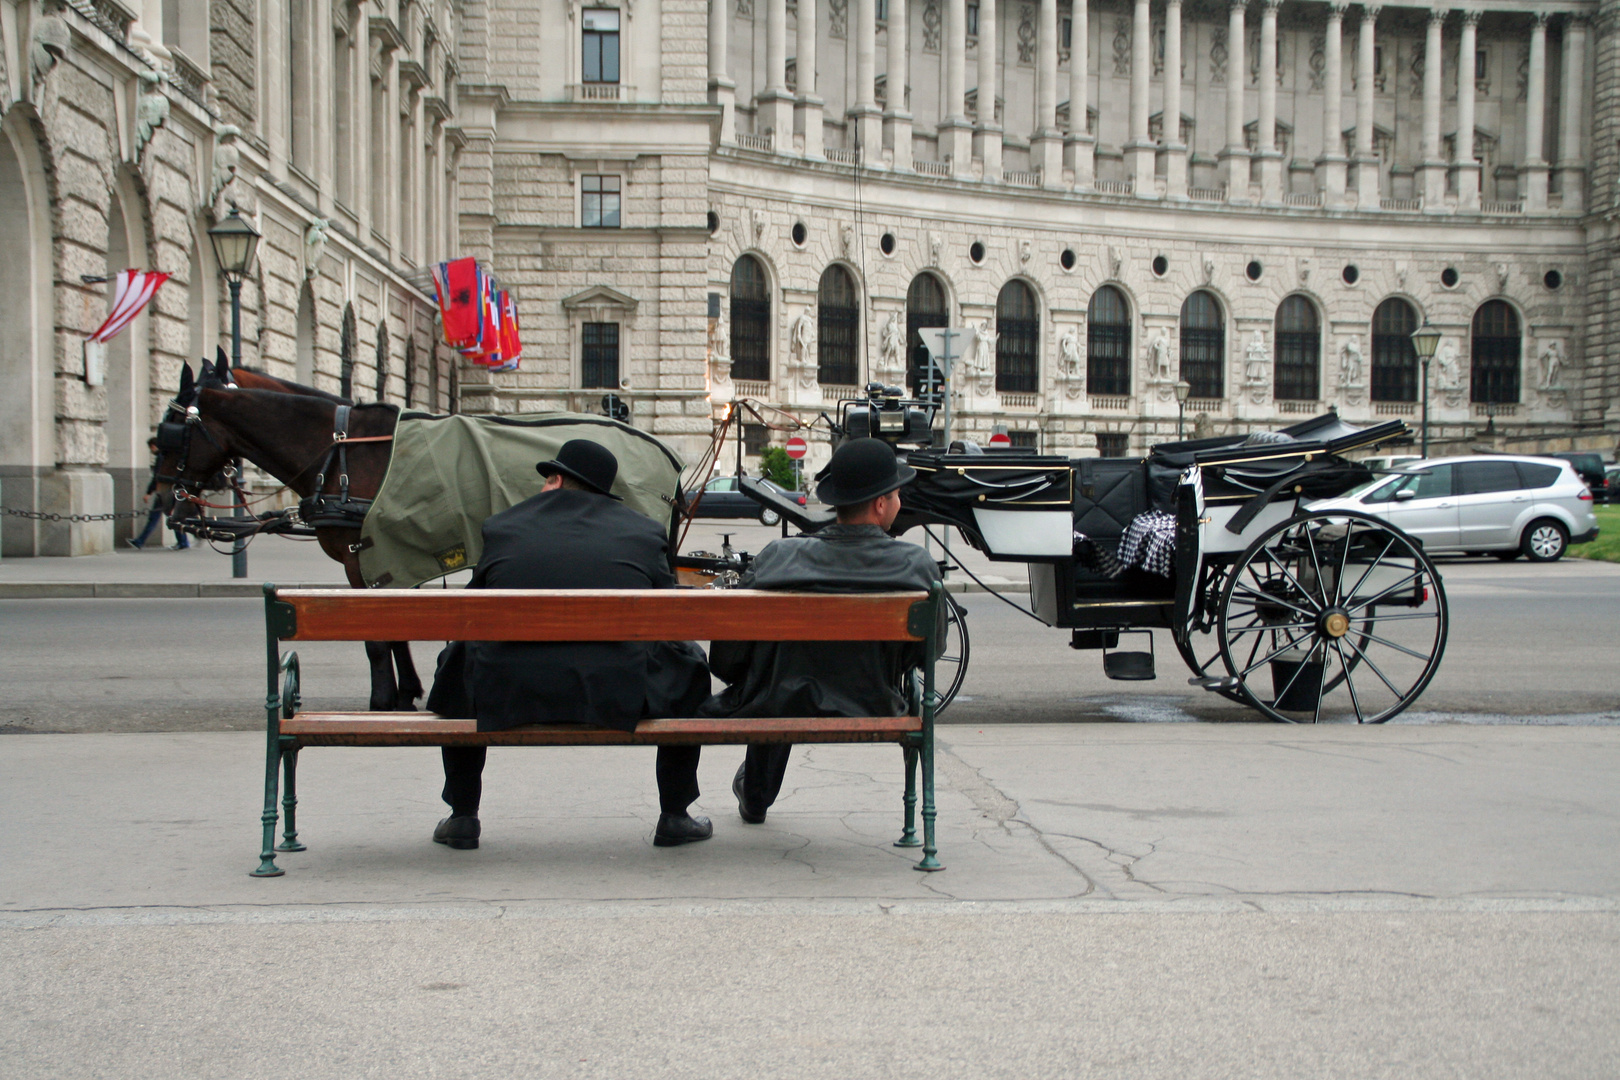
253, 584, 946, 877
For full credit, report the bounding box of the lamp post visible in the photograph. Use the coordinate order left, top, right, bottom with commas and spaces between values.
1409, 321, 1442, 458
1174, 379, 1191, 438
207, 204, 262, 579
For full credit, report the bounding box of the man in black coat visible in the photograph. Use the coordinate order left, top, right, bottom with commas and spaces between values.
703, 438, 943, 822
428, 439, 715, 849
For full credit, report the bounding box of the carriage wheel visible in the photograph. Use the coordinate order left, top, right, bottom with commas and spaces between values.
932, 593, 971, 716
1216, 510, 1448, 724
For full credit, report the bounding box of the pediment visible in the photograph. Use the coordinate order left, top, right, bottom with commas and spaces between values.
562, 285, 639, 313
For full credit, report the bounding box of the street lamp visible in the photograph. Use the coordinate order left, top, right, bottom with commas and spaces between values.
208, 204, 261, 579
1409, 321, 1442, 458
1174, 379, 1191, 438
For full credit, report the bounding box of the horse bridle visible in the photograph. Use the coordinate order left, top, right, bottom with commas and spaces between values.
153, 398, 228, 500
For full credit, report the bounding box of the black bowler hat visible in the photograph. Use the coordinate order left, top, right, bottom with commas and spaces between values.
815, 438, 916, 506
536, 439, 622, 499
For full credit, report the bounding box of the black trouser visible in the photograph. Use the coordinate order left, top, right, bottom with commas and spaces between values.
738, 743, 795, 809
441, 745, 703, 817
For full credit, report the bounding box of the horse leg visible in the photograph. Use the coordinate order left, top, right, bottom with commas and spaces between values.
391, 641, 423, 710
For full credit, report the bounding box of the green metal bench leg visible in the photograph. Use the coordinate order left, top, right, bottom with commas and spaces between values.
914, 733, 942, 871
913, 587, 944, 872
276, 745, 306, 852
895, 743, 921, 848
251, 711, 285, 877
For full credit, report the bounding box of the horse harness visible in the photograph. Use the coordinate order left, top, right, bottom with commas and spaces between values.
298, 404, 394, 529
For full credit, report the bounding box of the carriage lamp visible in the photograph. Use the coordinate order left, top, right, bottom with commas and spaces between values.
1173, 379, 1191, 438
1409, 321, 1442, 458
208, 204, 261, 579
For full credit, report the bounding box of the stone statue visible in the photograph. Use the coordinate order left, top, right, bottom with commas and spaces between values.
1146, 329, 1172, 382
303, 218, 330, 279
1019, 239, 1033, 267
1538, 339, 1565, 390
840, 222, 855, 256
1435, 339, 1462, 390
209, 125, 242, 207
134, 70, 170, 156
790, 308, 815, 362
879, 312, 906, 378
1057, 326, 1083, 376
1339, 335, 1365, 387
1243, 329, 1270, 384
928, 231, 943, 266
968, 320, 999, 374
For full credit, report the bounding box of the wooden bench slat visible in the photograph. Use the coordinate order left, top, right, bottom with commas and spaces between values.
279, 712, 921, 746
273, 589, 929, 643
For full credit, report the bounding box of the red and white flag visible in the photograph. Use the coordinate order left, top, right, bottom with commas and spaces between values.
87, 270, 169, 343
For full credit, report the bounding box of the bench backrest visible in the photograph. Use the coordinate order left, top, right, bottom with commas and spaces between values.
266, 586, 936, 643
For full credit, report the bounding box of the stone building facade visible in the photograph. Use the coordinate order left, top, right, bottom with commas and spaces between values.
0, 0, 459, 556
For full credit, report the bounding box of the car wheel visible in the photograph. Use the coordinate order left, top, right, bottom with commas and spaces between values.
1521, 519, 1568, 562
759, 508, 781, 527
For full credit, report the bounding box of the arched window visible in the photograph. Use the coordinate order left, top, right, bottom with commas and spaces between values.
404, 336, 417, 408
294, 284, 315, 386
995, 280, 1039, 394
906, 273, 949, 393
1273, 296, 1320, 401
1087, 286, 1131, 396
817, 265, 860, 386
1471, 300, 1521, 404
729, 255, 770, 382
374, 322, 389, 400
1179, 290, 1224, 399
339, 304, 356, 399
1371, 298, 1419, 402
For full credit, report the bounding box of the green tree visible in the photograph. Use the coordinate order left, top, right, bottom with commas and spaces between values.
759, 445, 799, 490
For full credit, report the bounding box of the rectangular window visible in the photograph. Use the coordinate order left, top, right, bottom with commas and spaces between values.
582, 9, 621, 83
582, 175, 621, 228
1274, 332, 1320, 401
1096, 433, 1129, 457
743, 423, 769, 456
582, 322, 620, 388
876, 0, 888, 20
1062, 16, 1072, 50
966, 2, 979, 36
1475, 49, 1487, 81
1009, 431, 1038, 450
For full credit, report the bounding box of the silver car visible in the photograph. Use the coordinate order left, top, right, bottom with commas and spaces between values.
1310, 455, 1599, 562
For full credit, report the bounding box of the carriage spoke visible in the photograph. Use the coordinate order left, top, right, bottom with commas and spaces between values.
1356, 631, 1436, 662
1231, 584, 1318, 620
1345, 567, 1426, 613
1332, 520, 1360, 606
1312, 639, 1332, 724
1349, 610, 1438, 623
1337, 636, 1406, 698
1268, 639, 1320, 714
1340, 536, 1397, 606
1224, 620, 1317, 636
1266, 544, 1328, 610
1234, 633, 1320, 680
1303, 525, 1327, 604
1333, 638, 1366, 723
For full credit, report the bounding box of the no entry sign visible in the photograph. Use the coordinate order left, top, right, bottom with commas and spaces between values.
987, 432, 1012, 447
784, 436, 808, 459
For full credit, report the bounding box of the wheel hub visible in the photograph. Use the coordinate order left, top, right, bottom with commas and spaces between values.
1319, 608, 1351, 639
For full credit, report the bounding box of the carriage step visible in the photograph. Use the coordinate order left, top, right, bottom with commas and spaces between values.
1189, 674, 1241, 692
1103, 651, 1156, 680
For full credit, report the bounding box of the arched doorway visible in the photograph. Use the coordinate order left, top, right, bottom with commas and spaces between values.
339, 303, 356, 399
404, 336, 417, 407
1179, 290, 1225, 399
1086, 286, 1131, 397
374, 322, 390, 401
1274, 295, 1321, 401
729, 255, 770, 383
1470, 300, 1521, 404
817, 264, 860, 386
995, 280, 1040, 394
103, 179, 152, 542
1371, 298, 1419, 402
906, 272, 948, 392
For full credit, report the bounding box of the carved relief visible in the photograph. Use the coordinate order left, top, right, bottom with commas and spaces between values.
1019, 5, 1036, 63
923, 0, 941, 50
1308, 34, 1326, 89
1516, 44, 1528, 101
1210, 25, 1227, 84
1113, 16, 1130, 75
1019, 239, 1033, 267
737, 0, 753, 17
829, 0, 848, 38
1435, 338, 1465, 407
1538, 339, 1565, 391
1409, 42, 1424, 98
878, 313, 906, 380
929, 231, 943, 266
1146, 329, 1173, 383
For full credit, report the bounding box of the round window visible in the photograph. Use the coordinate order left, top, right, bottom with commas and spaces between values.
1245, 260, 1263, 282
1151, 255, 1169, 277
1440, 267, 1460, 288
1060, 248, 1077, 271
1342, 264, 1360, 285
707, 211, 719, 234
880, 232, 896, 256
790, 222, 807, 247
1544, 269, 1563, 290
969, 241, 986, 264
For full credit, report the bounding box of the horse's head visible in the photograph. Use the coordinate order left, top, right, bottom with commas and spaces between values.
153, 362, 239, 522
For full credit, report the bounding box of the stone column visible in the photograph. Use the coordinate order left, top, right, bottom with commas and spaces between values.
1220, 0, 1250, 201
798, 0, 825, 157
1034, 0, 1064, 186
1418, 7, 1446, 207
1163, 0, 1187, 197
1454, 10, 1480, 210
1256, 0, 1283, 202
763, 0, 795, 145
853, 0, 883, 155
885, 0, 914, 169
1123, 0, 1155, 191
1521, 12, 1549, 210
1066, 0, 1095, 186
1316, 3, 1348, 204
1352, 4, 1380, 206
943, 0, 974, 172
127, 0, 172, 63
974, 0, 1003, 179
1558, 15, 1587, 213
711, 0, 737, 144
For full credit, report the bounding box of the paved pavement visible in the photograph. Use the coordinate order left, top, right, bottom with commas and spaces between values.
3, 724, 1619, 1077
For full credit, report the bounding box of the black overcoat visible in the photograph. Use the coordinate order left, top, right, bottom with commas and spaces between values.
425, 488, 710, 732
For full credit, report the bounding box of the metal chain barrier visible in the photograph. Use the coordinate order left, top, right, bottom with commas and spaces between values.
1, 506, 152, 523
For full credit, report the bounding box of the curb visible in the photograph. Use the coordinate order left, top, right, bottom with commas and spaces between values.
1, 579, 1033, 599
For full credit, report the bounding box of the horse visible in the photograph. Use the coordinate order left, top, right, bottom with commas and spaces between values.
208, 347, 353, 404
156, 363, 423, 711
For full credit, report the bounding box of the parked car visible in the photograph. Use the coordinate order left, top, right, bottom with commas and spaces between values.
1310, 455, 1599, 562
1606, 464, 1620, 496
684, 475, 805, 525
1546, 452, 1611, 504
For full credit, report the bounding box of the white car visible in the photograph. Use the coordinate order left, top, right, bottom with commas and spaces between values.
1310, 455, 1599, 562
1357, 454, 1423, 473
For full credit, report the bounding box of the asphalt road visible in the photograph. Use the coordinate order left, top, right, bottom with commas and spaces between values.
2, 556, 1615, 733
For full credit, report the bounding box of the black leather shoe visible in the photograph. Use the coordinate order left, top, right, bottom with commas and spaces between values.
653, 813, 713, 847
733, 763, 767, 825
433, 815, 480, 850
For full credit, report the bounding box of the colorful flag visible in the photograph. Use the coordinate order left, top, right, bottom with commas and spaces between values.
434, 257, 482, 349
87, 270, 170, 343
491, 291, 522, 372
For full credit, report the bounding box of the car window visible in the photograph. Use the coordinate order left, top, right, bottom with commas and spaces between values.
1456, 461, 1521, 496
1515, 462, 1562, 489
1360, 477, 1404, 503
1363, 465, 1452, 502
705, 477, 736, 492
